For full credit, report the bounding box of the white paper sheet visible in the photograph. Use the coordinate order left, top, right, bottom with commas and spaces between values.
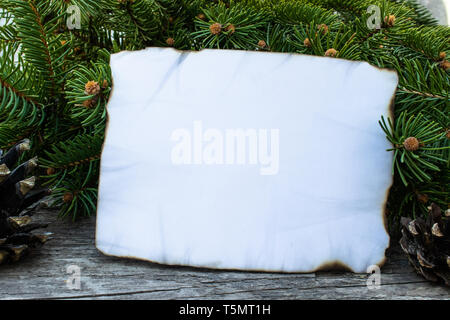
96, 48, 397, 272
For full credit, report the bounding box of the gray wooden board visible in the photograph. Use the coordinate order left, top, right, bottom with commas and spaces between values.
0, 210, 448, 300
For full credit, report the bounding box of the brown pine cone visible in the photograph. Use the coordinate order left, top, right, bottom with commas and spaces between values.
0, 140, 52, 265
399, 204, 450, 286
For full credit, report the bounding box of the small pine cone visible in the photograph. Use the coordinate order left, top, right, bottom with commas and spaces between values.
209, 23, 222, 35
403, 136, 420, 151
440, 60, 450, 71
303, 38, 311, 47
63, 192, 74, 203
168, 17, 174, 24
417, 193, 429, 204
399, 204, 450, 286
384, 15, 396, 27
102, 79, 109, 89
225, 24, 236, 34
166, 37, 175, 46
379, 45, 384, 49
84, 81, 100, 96
46, 168, 56, 175
446, 129, 450, 139
324, 48, 337, 57
439, 52, 446, 60
197, 13, 206, 20
317, 24, 328, 34
83, 99, 93, 108
257, 40, 267, 48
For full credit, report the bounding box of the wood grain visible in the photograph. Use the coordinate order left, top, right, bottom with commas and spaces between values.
0, 210, 448, 300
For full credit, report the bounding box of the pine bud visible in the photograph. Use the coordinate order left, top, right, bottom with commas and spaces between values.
63, 192, 74, 203
439, 52, 446, 60
257, 40, 267, 48
317, 24, 328, 34
440, 60, 450, 71
46, 167, 56, 175
446, 128, 450, 139
197, 13, 206, 20
102, 79, 109, 89
303, 38, 311, 47
225, 24, 236, 34
168, 17, 174, 24
84, 81, 101, 96
416, 193, 428, 204
83, 99, 93, 108
384, 15, 396, 27
403, 137, 419, 151
209, 23, 222, 35
324, 48, 337, 57
166, 37, 175, 46
60, 40, 67, 46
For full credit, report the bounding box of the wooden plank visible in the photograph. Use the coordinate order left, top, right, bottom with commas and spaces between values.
0, 209, 448, 300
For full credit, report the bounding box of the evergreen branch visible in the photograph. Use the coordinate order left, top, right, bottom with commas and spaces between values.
102, 0, 165, 48
0, 24, 20, 43
399, 87, 447, 100
389, 0, 438, 26
0, 76, 39, 105
1, 0, 448, 222
379, 112, 449, 187
7, 0, 70, 95
64, 62, 111, 129
192, 2, 268, 49
39, 133, 103, 170
272, 1, 342, 27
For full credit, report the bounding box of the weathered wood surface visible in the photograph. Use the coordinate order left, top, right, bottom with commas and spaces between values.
0, 209, 448, 300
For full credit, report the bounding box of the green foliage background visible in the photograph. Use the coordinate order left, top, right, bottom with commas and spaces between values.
0, 0, 448, 232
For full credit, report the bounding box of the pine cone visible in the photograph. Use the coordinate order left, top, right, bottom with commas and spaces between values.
399, 204, 450, 286
324, 48, 337, 57
257, 40, 267, 49
225, 24, 236, 34
84, 80, 101, 96
0, 139, 52, 264
209, 23, 222, 35
303, 38, 311, 47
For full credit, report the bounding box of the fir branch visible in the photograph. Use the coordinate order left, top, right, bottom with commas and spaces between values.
399, 87, 447, 100
192, 2, 269, 49
0, 76, 39, 105
7, 0, 71, 96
